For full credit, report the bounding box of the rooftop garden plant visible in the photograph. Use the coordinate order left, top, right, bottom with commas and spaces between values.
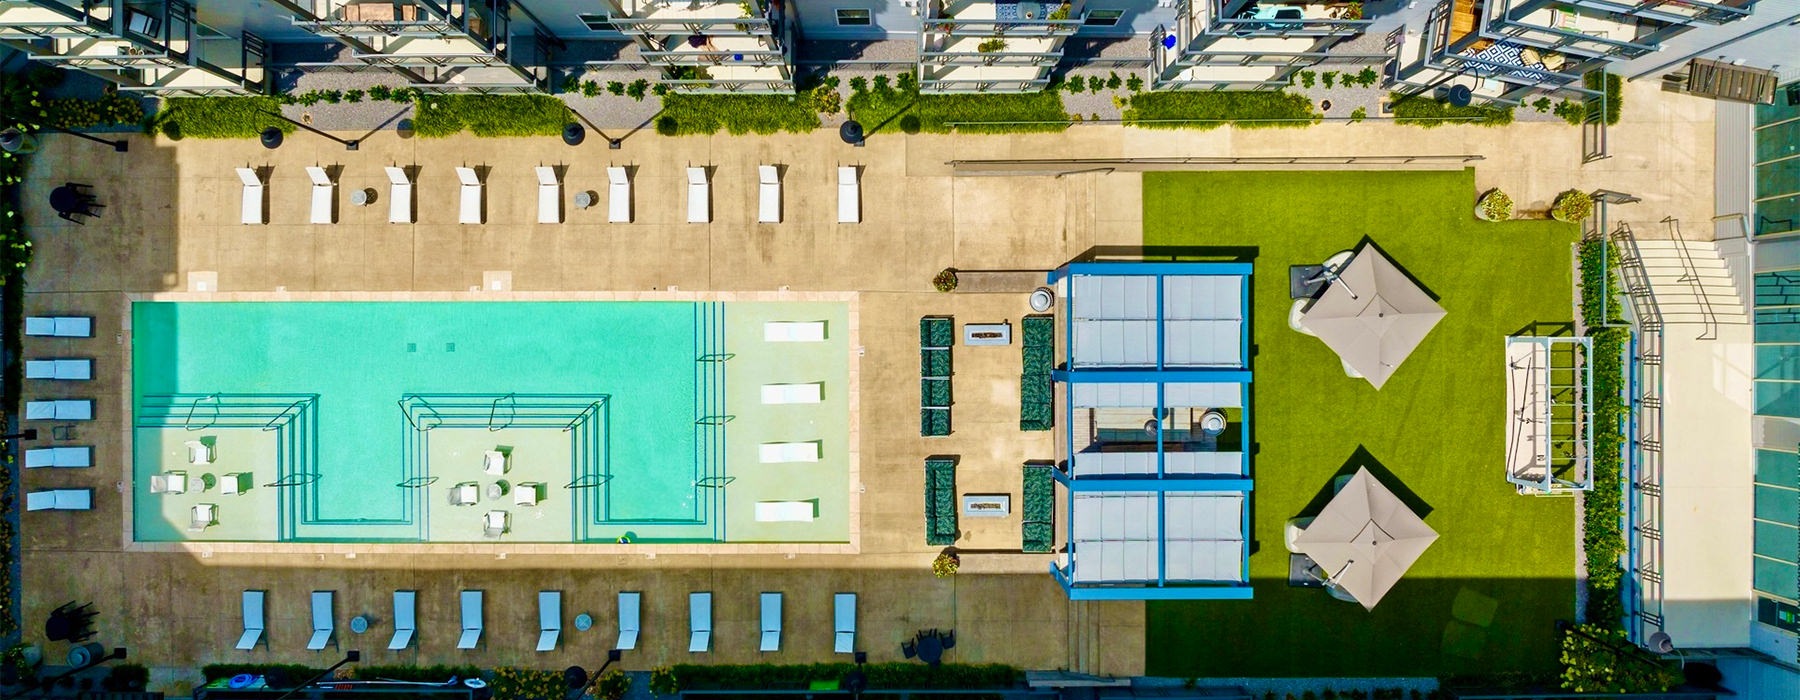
1550, 189, 1593, 222
1391, 93, 1514, 127
1477, 189, 1513, 221
1121, 90, 1320, 130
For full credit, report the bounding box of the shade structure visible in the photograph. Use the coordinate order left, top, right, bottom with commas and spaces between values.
1300, 245, 1445, 389
1293, 467, 1438, 610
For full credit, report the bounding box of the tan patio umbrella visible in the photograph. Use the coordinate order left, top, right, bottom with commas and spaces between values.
1294, 467, 1439, 610
1300, 245, 1446, 389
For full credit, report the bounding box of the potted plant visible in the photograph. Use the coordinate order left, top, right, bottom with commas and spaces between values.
649, 667, 679, 698
933, 268, 958, 292
977, 38, 1007, 53
933, 551, 961, 577
1550, 189, 1594, 222
1048, 3, 1072, 20
1476, 189, 1513, 221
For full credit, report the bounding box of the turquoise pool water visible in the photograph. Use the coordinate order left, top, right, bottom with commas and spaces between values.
132, 301, 719, 542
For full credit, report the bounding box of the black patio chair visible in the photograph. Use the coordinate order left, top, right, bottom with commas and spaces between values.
939, 630, 955, 650
901, 640, 917, 659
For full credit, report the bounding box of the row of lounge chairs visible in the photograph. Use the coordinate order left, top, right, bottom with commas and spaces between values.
238, 590, 857, 654
924, 457, 958, 547
920, 316, 955, 436
1020, 315, 1055, 431
22, 315, 98, 508
236, 165, 864, 226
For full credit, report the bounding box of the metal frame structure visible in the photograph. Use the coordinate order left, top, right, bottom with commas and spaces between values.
1152, 0, 1371, 91
918, 0, 1085, 93
1504, 335, 1595, 494
0, 0, 268, 96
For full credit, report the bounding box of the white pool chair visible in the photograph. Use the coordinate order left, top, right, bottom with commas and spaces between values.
759, 592, 782, 652
617, 591, 641, 650
759, 442, 821, 464
308, 590, 335, 651
458, 590, 483, 650
834, 593, 856, 654
483, 449, 508, 475
449, 481, 479, 506
25, 316, 92, 337
515, 482, 544, 507
537, 590, 562, 652
25, 488, 92, 511
237, 167, 265, 225
763, 321, 825, 342
837, 166, 860, 223
456, 166, 484, 224
389, 590, 416, 650
686, 166, 710, 223
25, 446, 90, 469
758, 164, 781, 223
150, 471, 189, 495
535, 165, 562, 224
26, 359, 92, 380
222, 472, 252, 495
607, 166, 631, 223
189, 503, 218, 532
483, 510, 509, 538
689, 592, 711, 652
386, 166, 414, 224
186, 439, 214, 464
760, 383, 822, 404
755, 500, 816, 522
305, 166, 336, 224
237, 590, 266, 650
25, 399, 93, 421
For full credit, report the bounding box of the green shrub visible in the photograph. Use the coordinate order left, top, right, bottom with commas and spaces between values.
650, 667, 679, 697
1348, 106, 1367, 123
1586, 71, 1622, 125
1299, 71, 1316, 88
1390, 93, 1514, 127
369, 85, 392, 101
1322, 71, 1336, 88
344, 88, 364, 103
1121, 91, 1319, 130
627, 79, 650, 101
657, 92, 821, 135
41, 92, 143, 129
1554, 99, 1586, 126
915, 91, 1070, 133
1106, 72, 1122, 90
411, 94, 568, 138
1087, 75, 1105, 93
1578, 238, 1629, 622
491, 667, 563, 700
352, 665, 483, 683
1126, 73, 1144, 92
1559, 624, 1681, 693
1551, 189, 1594, 222
607, 81, 625, 96
595, 669, 630, 700
581, 80, 602, 98
1354, 67, 1379, 86
153, 97, 294, 139
668, 663, 1018, 690
321, 90, 342, 104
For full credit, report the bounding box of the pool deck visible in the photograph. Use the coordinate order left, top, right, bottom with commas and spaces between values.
13, 79, 1721, 683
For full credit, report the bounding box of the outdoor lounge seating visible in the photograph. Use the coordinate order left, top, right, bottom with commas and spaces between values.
838, 166, 860, 223
758, 164, 781, 223
449, 481, 479, 506
25, 399, 93, 421
764, 321, 826, 342
537, 590, 561, 652
458, 590, 483, 649
308, 591, 335, 651
25, 489, 92, 511
187, 439, 214, 464
536, 165, 562, 224
305, 166, 336, 224
483, 510, 509, 538
456, 166, 484, 224
1022, 463, 1054, 553
607, 166, 632, 223
925, 458, 958, 546
1021, 315, 1054, 431
921, 316, 954, 436
833, 593, 856, 654
759, 592, 782, 652
483, 449, 508, 475
237, 590, 266, 650
617, 591, 641, 650
25, 446, 91, 469
755, 500, 817, 522
688, 592, 711, 652
26, 359, 92, 380
389, 590, 416, 650
151, 471, 188, 495
25, 316, 92, 337
759, 442, 821, 463
237, 167, 265, 225
222, 472, 252, 495
686, 166, 710, 223
515, 482, 544, 506
385, 166, 414, 223
761, 383, 822, 404
189, 504, 218, 531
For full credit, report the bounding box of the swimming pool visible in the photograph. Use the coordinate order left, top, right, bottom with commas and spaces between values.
130, 300, 850, 544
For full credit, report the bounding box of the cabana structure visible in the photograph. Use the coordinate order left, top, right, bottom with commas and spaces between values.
1505, 335, 1594, 494
1046, 261, 1254, 601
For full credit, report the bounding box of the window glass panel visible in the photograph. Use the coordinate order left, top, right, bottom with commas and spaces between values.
1757, 346, 1800, 382
1761, 195, 1800, 237
1755, 483, 1800, 524
1755, 309, 1800, 342
1758, 120, 1800, 163
1755, 82, 1800, 126
1757, 449, 1800, 489
1086, 10, 1124, 26
1756, 380, 1800, 417
836, 9, 871, 25
1753, 555, 1799, 599
1755, 271, 1800, 308
578, 13, 615, 31
1755, 521, 1799, 562
1758, 158, 1800, 200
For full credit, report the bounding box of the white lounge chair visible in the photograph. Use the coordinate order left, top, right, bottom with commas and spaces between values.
759, 442, 821, 463
305, 166, 336, 224
308, 590, 335, 651
763, 321, 826, 342
25, 359, 92, 380
25, 488, 92, 511
537, 590, 561, 652
760, 383, 822, 404
838, 166, 860, 223
457, 166, 484, 224
483, 510, 509, 538
238, 590, 266, 650
483, 450, 508, 475
607, 166, 631, 223
458, 590, 483, 649
834, 593, 856, 654
536, 165, 562, 224
189, 503, 218, 531
617, 591, 641, 650
756, 501, 817, 522
25, 316, 92, 337
689, 592, 712, 652
386, 166, 414, 224
449, 481, 479, 506
186, 439, 214, 464
758, 164, 781, 223
237, 167, 265, 225
25, 399, 94, 421
150, 471, 189, 495
759, 592, 782, 652
222, 472, 252, 495
389, 590, 416, 650
24, 446, 91, 469
686, 166, 710, 223
515, 482, 544, 507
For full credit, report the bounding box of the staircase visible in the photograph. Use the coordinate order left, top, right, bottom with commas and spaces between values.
1066, 599, 1101, 675
1627, 227, 1749, 338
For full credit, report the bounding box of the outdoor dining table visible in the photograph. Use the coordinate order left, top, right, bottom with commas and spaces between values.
915, 632, 944, 665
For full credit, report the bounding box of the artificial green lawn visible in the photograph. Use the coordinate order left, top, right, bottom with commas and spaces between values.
1142, 170, 1578, 678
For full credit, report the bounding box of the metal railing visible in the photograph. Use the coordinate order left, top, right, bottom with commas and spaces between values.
1662, 217, 1718, 340
1583, 72, 1610, 163
1609, 222, 1668, 643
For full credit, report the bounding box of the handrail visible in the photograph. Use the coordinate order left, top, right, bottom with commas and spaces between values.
399, 395, 442, 431
1663, 217, 1718, 340
183, 393, 219, 431
488, 392, 516, 431
563, 401, 601, 433
261, 398, 308, 431
1611, 222, 1667, 644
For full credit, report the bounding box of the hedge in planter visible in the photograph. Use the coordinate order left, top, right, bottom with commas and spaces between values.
411, 95, 569, 138
154, 97, 293, 139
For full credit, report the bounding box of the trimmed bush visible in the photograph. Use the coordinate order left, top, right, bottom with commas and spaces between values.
667, 663, 1018, 691
914, 91, 1070, 133
655, 92, 821, 135
491, 667, 563, 700
154, 97, 293, 139
1559, 624, 1680, 693
411, 94, 568, 138
1121, 91, 1319, 130
1390, 93, 1514, 127
1577, 238, 1629, 623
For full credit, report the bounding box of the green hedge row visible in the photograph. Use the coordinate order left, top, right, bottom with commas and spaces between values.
154, 96, 293, 139
846, 73, 1069, 134
1121, 90, 1320, 130
1389, 93, 1515, 127
411, 94, 569, 138
1577, 238, 1629, 625
656, 92, 824, 135
668, 662, 1018, 690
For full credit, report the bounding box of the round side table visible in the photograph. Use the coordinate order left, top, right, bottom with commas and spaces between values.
350, 615, 370, 634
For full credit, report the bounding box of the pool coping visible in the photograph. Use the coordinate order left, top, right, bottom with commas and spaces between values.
116, 290, 864, 556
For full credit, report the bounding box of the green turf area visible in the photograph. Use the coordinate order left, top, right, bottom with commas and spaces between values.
1142, 170, 1577, 678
